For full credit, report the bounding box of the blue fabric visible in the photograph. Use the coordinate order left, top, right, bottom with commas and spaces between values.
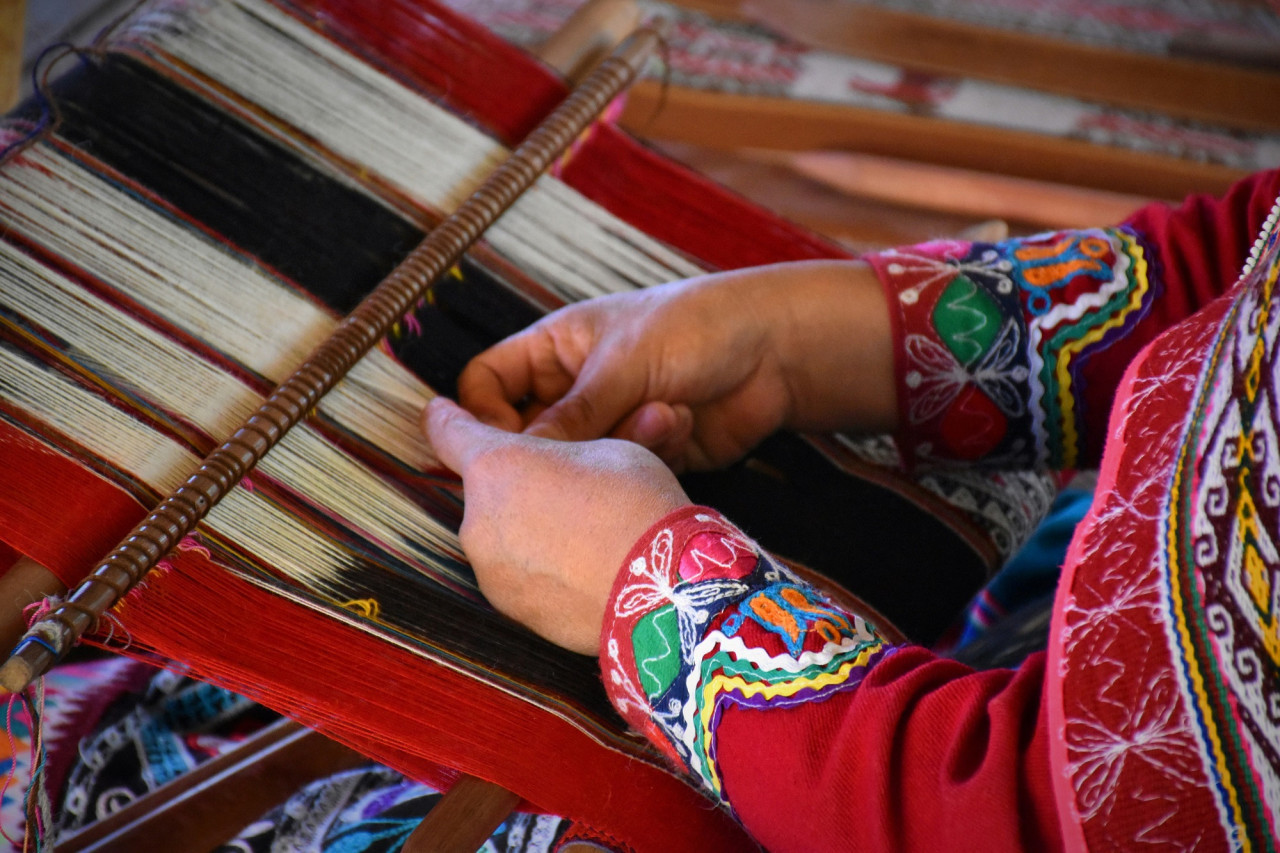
949, 487, 1094, 652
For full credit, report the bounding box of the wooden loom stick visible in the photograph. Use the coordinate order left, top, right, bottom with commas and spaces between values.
401, 775, 522, 853
55, 719, 366, 853
764, 149, 1155, 230
618, 82, 1249, 200
675, 0, 1280, 132
0, 26, 660, 694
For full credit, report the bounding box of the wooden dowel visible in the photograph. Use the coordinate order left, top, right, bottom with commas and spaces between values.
0, 0, 22, 113
764, 149, 1154, 229
57, 719, 367, 853
0, 557, 65, 658
618, 81, 1246, 200
536, 0, 641, 84
400, 774, 523, 853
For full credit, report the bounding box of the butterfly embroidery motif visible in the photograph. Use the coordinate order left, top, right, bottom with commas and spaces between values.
903, 318, 1029, 425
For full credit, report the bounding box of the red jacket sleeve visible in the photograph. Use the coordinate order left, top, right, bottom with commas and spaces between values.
864, 169, 1280, 470
600, 507, 1061, 852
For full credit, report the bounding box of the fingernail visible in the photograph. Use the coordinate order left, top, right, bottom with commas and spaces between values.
525, 421, 561, 440
426, 398, 462, 428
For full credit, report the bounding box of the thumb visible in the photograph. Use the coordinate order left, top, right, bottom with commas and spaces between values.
423, 396, 512, 476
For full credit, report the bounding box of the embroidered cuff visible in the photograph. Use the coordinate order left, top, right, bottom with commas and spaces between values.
601, 506, 894, 802
864, 229, 1153, 469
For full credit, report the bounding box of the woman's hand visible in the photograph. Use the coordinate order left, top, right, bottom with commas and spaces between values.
424, 397, 691, 655
458, 260, 897, 472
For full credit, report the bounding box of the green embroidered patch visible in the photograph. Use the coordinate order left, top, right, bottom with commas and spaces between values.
633, 605, 681, 700
933, 275, 1000, 366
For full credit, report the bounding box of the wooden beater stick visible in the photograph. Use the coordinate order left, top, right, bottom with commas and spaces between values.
0, 26, 660, 694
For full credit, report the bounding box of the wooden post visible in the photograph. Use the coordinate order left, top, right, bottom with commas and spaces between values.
0, 0, 21, 112
400, 775, 523, 853
56, 720, 367, 853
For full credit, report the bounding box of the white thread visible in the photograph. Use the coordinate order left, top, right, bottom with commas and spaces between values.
120, 0, 703, 302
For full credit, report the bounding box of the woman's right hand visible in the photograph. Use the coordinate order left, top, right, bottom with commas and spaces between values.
457, 259, 897, 472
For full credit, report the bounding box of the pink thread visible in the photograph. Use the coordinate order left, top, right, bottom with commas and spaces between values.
550, 93, 626, 178
601, 93, 627, 125
176, 536, 212, 559
402, 311, 422, 337
20, 599, 54, 629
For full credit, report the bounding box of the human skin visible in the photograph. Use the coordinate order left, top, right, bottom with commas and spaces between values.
454, 260, 896, 471
423, 259, 895, 651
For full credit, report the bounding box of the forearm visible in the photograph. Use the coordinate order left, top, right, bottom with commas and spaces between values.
770, 259, 899, 435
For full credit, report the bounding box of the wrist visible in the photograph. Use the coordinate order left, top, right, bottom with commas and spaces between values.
599, 503, 898, 798
776, 260, 898, 433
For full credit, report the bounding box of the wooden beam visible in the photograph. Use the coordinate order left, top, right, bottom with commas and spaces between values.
675, 0, 1280, 132
619, 81, 1247, 200
656, 142, 1008, 250
57, 719, 368, 853
765, 149, 1154, 229
0, 557, 65, 657
400, 774, 522, 853
0, 0, 22, 112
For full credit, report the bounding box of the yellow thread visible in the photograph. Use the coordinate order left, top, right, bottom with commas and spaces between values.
748, 595, 801, 645
339, 598, 381, 620
696, 642, 885, 793
1054, 232, 1150, 466
1161, 257, 1280, 844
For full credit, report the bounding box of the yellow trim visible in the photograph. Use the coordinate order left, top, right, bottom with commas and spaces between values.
1161, 258, 1280, 847
1055, 231, 1151, 467
694, 642, 885, 793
